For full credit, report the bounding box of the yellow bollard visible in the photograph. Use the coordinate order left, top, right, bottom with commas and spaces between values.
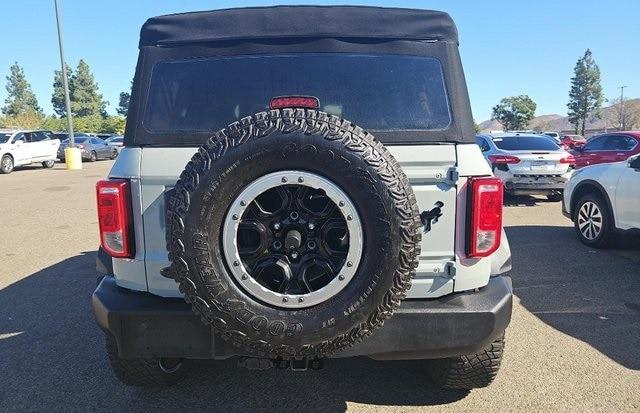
65, 147, 83, 170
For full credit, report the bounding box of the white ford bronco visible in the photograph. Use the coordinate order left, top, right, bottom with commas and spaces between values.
92, 6, 513, 389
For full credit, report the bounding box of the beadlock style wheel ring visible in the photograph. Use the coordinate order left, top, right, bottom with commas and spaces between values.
222, 171, 363, 309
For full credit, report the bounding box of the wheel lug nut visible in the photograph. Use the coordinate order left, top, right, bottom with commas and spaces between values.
282, 296, 288, 302
347, 215, 353, 221
232, 214, 239, 220
239, 200, 246, 206
281, 177, 288, 183
346, 261, 353, 267
233, 261, 240, 267
338, 275, 345, 280
298, 177, 304, 183
241, 274, 248, 280
298, 297, 304, 303
339, 201, 345, 207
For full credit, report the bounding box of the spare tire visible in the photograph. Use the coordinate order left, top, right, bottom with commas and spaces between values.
164, 109, 421, 358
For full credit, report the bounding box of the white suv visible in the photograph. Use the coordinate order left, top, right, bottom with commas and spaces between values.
0, 129, 61, 174
563, 154, 640, 247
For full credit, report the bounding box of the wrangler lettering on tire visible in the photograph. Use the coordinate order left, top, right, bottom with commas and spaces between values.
164, 109, 422, 358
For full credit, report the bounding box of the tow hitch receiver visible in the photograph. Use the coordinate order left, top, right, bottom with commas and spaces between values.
238, 357, 324, 371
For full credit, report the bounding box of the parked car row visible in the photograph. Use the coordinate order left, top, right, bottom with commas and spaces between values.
0, 129, 123, 174
477, 130, 640, 247
542, 132, 586, 149
58, 136, 119, 162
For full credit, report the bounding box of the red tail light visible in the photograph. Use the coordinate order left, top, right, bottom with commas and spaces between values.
96, 179, 133, 258
560, 155, 576, 164
467, 177, 503, 258
488, 155, 520, 164
270, 96, 319, 110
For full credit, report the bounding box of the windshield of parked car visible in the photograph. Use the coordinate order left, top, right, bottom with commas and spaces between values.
144, 53, 452, 133
492, 136, 560, 151
0, 133, 10, 144
109, 137, 123, 143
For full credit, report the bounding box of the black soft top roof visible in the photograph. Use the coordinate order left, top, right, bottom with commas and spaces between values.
140, 6, 458, 47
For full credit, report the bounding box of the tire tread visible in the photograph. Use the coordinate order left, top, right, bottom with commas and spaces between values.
163, 109, 422, 358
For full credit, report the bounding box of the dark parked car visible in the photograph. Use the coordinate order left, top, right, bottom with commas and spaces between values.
58, 136, 118, 162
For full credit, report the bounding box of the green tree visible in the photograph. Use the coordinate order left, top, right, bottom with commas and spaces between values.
70, 59, 107, 117
116, 80, 132, 116
51, 64, 72, 117
2, 62, 41, 116
473, 119, 480, 133
567, 49, 603, 136
491, 95, 537, 131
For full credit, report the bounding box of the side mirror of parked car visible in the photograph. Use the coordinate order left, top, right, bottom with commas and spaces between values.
629, 156, 640, 171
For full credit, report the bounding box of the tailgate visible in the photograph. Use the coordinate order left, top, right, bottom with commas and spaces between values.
135, 145, 458, 298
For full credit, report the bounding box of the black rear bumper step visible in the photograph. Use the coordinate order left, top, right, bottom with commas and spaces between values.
93, 275, 512, 360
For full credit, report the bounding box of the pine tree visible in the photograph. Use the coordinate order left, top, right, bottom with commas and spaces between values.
2, 62, 41, 116
116, 80, 132, 116
567, 49, 603, 136
52, 64, 72, 117
70, 59, 107, 117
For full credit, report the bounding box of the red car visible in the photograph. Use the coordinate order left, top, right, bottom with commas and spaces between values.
572, 131, 640, 169
560, 134, 587, 149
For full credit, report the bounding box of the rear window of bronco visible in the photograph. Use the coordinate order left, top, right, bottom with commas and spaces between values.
143, 53, 451, 133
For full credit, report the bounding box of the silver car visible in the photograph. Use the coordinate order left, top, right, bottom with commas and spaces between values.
476, 133, 575, 201
105, 136, 124, 153
58, 136, 118, 162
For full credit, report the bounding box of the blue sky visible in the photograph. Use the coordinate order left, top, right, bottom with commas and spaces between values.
1, 0, 638, 121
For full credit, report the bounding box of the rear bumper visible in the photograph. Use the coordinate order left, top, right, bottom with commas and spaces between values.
503, 175, 568, 195
93, 275, 512, 360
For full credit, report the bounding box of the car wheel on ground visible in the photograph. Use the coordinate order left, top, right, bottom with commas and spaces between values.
428, 335, 505, 389
546, 191, 563, 202
574, 193, 613, 248
1, 154, 14, 174
110, 151, 118, 159
105, 334, 188, 386
42, 160, 55, 169
89, 151, 98, 162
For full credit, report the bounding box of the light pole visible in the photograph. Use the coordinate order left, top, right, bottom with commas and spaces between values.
618, 85, 627, 130
54, 0, 81, 169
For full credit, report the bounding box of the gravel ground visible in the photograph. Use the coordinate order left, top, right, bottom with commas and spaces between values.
0, 160, 638, 412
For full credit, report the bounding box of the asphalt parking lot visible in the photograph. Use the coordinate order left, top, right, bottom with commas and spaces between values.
1, 161, 639, 412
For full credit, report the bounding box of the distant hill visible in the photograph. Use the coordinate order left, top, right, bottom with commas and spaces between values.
479, 98, 640, 133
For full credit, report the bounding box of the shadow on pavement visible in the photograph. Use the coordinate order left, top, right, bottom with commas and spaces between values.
504, 194, 559, 207
0, 252, 467, 411
506, 225, 640, 370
